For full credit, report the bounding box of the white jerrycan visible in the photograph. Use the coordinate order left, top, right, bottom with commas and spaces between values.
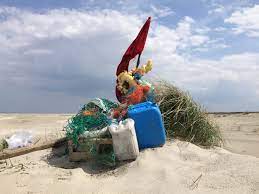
109, 119, 139, 161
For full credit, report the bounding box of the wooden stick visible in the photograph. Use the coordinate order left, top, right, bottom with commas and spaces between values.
0, 137, 66, 160
190, 173, 203, 189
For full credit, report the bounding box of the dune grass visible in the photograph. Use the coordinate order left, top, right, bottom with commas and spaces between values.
0, 138, 8, 152
153, 80, 223, 147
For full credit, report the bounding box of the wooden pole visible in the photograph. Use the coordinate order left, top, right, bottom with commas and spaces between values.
0, 137, 66, 160
136, 53, 141, 69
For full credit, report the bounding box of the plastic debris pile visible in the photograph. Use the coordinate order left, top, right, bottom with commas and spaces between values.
65, 59, 166, 167
65, 17, 167, 167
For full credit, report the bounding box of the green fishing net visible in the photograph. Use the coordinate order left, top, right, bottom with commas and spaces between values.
65, 98, 118, 166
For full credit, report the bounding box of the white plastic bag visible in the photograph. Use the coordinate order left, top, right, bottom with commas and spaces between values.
5, 131, 33, 149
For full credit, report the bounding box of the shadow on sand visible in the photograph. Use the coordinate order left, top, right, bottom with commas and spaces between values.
43, 146, 130, 175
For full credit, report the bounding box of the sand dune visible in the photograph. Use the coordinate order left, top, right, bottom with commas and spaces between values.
0, 113, 259, 194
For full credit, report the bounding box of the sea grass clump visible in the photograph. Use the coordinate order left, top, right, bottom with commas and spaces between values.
154, 80, 222, 147
0, 138, 8, 151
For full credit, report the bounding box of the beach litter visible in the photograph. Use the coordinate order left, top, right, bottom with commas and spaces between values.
128, 102, 166, 149
65, 98, 118, 166
0, 137, 66, 160
5, 131, 33, 149
64, 17, 166, 166
109, 118, 139, 161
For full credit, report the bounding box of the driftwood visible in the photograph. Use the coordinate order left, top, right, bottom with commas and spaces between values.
0, 137, 66, 160
0, 137, 113, 161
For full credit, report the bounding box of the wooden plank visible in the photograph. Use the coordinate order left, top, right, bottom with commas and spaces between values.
68, 138, 113, 162
0, 137, 66, 160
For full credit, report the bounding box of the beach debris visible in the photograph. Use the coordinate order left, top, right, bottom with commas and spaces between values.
65, 98, 118, 166
68, 138, 113, 162
0, 137, 66, 160
80, 126, 109, 139
5, 131, 33, 149
65, 98, 118, 145
112, 18, 154, 122
190, 173, 203, 190
116, 17, 151, 102
116, 61, 154, 105
112, 58, 155, 122
65, 16, 167, 166
109, 118, 139, 161
128, 102, 166, 149
0, 138, 8, 151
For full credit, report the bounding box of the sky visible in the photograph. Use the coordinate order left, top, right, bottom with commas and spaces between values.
0, 0, 259, 113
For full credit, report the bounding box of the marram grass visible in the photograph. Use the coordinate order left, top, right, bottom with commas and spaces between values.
153, 80, 223, 147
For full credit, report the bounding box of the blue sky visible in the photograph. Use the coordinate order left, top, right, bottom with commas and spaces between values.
0, 0, 258, 113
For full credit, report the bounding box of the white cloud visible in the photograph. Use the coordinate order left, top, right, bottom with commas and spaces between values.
193, 38, 229, 52
146, 16, 209, 56
208, 4, 225, 15
189, 35, 209, 46
0, 7, 148, 50
149, 41, 259, 111
150, 5, 174, 18
174, 17, 209, 49
194, 26, 211, 34
225, 4, 259, 37
213, 27, 227, 32
176, 16, 194, 38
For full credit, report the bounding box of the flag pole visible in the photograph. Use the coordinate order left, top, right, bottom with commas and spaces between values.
136, 53, 141, 68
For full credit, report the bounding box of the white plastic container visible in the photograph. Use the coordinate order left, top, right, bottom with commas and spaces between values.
109, 119, 139, 161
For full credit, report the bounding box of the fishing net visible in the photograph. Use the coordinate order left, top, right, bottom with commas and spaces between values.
65, 98, 119, 166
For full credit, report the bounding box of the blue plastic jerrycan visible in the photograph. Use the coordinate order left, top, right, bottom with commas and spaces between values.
127, 101, 166, 149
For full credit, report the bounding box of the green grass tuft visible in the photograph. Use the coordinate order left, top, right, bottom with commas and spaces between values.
0, 138, 8, 151
153, 80, 223, 147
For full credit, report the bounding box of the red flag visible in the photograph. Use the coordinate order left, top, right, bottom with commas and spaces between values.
116, 17, 151, 76
116, 17, 151, 102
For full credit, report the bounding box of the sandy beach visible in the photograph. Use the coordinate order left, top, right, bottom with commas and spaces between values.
210, 113, 259, 158
0, 113, 259, 194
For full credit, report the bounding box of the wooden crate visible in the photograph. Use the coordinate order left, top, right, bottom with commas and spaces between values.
68, 138, 113, 162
